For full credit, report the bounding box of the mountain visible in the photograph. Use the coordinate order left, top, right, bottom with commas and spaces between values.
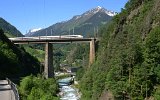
0, 17, 23, 37
80, 0, 160, 100
25, 6, 117, 37
27, 28, 43, 36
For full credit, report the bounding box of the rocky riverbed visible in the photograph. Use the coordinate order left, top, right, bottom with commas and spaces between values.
58, 77, 81, 100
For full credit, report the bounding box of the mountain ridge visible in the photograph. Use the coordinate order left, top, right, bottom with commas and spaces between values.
0, 17, 23, 37
26, 6, 117, 37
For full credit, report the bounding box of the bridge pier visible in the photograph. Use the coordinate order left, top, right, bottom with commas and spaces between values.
89, 38, 96, 66
44, 43, 54, 78
10, 36, 98, 72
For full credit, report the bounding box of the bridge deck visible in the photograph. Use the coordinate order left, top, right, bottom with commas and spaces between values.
0, 80, 15, 100
9, 37, 97, 44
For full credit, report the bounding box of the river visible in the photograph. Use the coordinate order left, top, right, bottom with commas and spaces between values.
58, 77, 81, 100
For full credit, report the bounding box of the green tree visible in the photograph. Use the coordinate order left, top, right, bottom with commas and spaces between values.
19, 75, 59, 100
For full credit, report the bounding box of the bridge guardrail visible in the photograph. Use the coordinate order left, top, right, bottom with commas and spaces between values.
6, 78, 20, 100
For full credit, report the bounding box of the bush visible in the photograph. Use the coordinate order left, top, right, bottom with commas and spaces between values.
19, 75, 59, 100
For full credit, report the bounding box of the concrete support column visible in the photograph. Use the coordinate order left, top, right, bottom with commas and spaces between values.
44, 43, 54, 78
89, 38, 95, 66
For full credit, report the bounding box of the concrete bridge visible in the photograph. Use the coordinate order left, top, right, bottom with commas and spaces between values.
9, 36, 97, 78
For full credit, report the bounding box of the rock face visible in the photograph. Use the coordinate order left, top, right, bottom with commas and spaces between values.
99, 91, 114, 100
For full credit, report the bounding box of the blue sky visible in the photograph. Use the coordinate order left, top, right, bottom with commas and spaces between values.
0, 0, 128, 34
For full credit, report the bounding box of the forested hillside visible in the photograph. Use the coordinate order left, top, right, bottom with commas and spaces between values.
0, 17, 23, 37
0, 29, 40, 80
80, 0, 160, 99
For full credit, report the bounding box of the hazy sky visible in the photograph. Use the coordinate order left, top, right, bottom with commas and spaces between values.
0, 0, 128, 34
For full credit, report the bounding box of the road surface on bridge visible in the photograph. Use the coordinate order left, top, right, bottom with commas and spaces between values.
9, 35, 96, 44
0, 80, 15, 100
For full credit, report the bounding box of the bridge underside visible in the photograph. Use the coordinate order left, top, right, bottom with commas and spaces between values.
11, 38, 97, 79
11, 38, 93, 44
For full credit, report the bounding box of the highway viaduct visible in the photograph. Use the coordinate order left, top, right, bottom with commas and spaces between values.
9, 37, 98, 79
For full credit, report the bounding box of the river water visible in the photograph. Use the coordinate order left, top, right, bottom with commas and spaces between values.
58, 77, 81, 100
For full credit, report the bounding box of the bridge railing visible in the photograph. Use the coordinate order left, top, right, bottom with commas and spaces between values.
6, 78, 20, 100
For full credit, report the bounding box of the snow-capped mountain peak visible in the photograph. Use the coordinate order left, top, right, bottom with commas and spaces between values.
105, 10, 117, 16
25, 6, 116, 37
30, 28, 42, 33
82, 6, 117, 17
97, 6, 102, 9
25, 28, 43, 36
